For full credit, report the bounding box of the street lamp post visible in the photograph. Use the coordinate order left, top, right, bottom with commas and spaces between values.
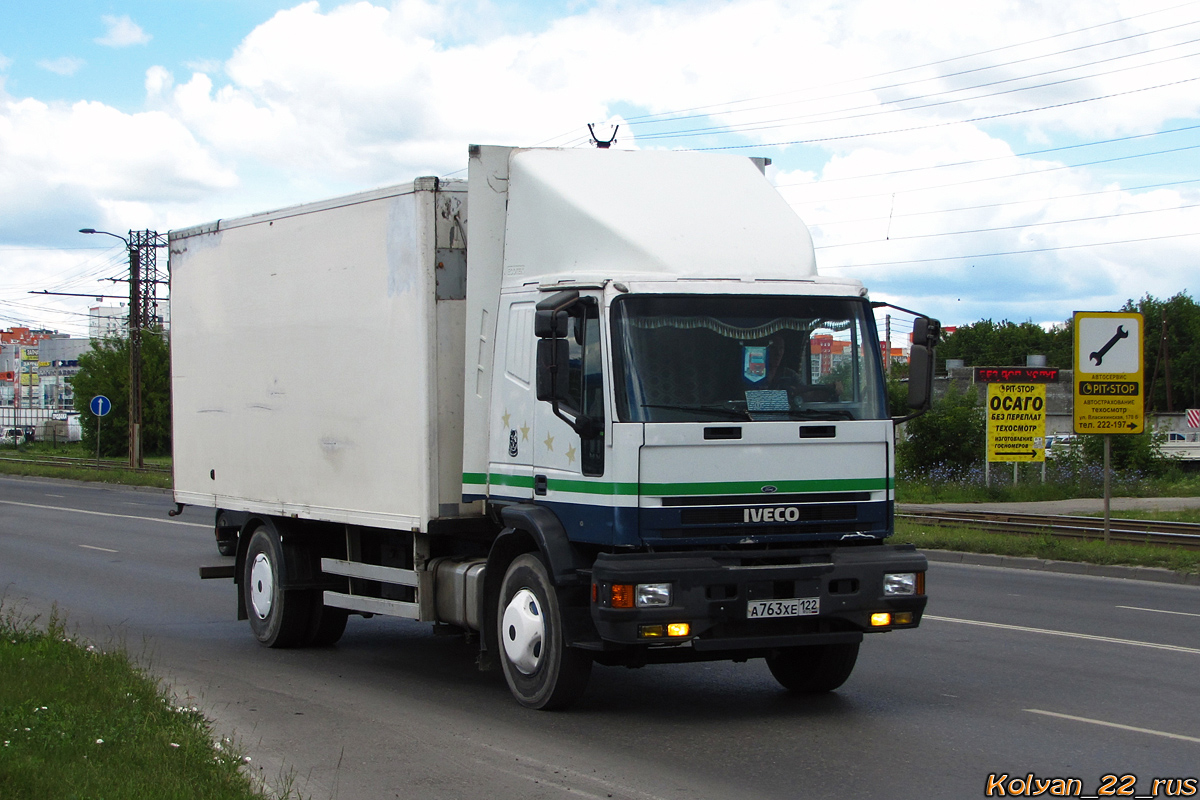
79, 228, 142, 469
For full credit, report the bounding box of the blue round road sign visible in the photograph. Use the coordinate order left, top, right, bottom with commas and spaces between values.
90, 395, 112, 416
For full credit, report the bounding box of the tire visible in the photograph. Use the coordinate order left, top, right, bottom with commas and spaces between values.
243, 522, 313, 648
498, 553, 592, 710
765, 642, 860, 693
306, 595, 349, 647
216, 533, 237, 557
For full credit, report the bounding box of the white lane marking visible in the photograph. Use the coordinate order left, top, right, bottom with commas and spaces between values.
0, 499, 208, 528
1117, 605, 1200, 619
472, 761, 612, 800
478, 743, 673, 800
924, 615, 1200, 655
1025, 709, 1200, 744
79, 544, 119, 553
45, 494, 65, 498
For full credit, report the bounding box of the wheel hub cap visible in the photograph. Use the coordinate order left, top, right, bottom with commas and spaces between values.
250, 553, 274, 620
502, 588, 544, 675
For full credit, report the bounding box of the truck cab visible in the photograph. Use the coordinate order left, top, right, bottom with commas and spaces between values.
459, 147, 931, 707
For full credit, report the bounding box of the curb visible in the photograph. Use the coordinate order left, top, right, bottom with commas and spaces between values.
924, 549, 1200, 586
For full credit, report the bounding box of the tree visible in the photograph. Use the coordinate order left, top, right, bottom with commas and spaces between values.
937, 318, 1073, 369
71, 331, 171, 458
1121, 292, 1200, 412
897, 382, 985, 475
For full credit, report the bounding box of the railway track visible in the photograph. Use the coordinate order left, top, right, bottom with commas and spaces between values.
0, 454, 171, 475
898, 508, 1200, 550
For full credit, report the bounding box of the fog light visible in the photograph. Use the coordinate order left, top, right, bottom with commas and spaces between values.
883, 573, 917, 596
636, 582, 672, 607
639, 624, 666, 638
611, 584, 634, 608
666, 622, 690, 637
870, 612, 892, 627
893, 611, 914, 625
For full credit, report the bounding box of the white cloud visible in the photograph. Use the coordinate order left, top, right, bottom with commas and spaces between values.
96, 15, 151, 48
145, 66, 173, 99
37, 57, 85, 76
0, 95, 238, 247
4, 0, 1200, 331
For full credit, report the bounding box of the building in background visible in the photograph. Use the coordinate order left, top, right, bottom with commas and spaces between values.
89, 304, 127, 340
1, 327, 93, 433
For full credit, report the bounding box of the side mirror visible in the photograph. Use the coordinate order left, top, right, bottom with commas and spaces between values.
536, 339, 571, 405
534, 290, 580, 338
907, 344, 933, 410
900, 316, 940, 417
534, 309, 569, 339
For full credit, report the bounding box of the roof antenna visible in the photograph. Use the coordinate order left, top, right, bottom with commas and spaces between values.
588, 123, 618, 149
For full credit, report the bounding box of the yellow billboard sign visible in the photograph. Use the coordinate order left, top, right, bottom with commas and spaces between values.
987, 383, 1045, 462
1073, 311, 1144, 434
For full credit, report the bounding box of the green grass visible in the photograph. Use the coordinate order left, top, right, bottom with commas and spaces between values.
896, 468, 1200, 505
894, 521, 1200, 575
0, 441, 171, 488
1081, 508, 1200, 524
0, 606, 271, 800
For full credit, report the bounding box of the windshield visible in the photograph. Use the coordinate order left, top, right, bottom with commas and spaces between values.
611, 294, 888, 423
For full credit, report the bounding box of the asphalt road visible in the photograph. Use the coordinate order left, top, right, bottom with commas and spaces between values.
2, 475, 1198, 800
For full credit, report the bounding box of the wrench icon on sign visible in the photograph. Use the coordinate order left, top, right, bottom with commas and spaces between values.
1089, 326, 1128, 366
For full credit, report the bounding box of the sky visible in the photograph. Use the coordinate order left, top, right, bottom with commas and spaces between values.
2, 0, 1199, 344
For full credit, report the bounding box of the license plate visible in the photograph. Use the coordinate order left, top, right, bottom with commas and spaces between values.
746, 597, 819, 619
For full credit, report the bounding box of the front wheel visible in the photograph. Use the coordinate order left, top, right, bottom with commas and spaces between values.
765, 642, 859, 693
497, 553, 592, 710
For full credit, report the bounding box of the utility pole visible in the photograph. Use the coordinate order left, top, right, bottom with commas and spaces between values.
79, 228, 167, 468
885, 314, 892, 377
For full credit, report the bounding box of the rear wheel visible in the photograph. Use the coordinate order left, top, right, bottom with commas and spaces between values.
216, 530, 237, 557
765, 642, 859, 693
306, 595, 349, 647
498, 553, 592, 710
243, 522, 312, 648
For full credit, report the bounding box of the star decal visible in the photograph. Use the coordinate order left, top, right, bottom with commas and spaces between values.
501, 410, 511, 428
566, 445, 577, 464
520, 423, 530, 441
543, 434, 554, 451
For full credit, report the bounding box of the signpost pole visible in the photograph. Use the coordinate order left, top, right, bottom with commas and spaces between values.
1103, 435, 1111, 545
90, 395, 111, 467
1073, 311, 1143, 547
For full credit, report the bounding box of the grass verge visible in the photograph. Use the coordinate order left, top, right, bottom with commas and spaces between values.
896, 465, 1200, 505
894, 521, 1200, 575
0, 605, 269, 800
0, 442, 171, 489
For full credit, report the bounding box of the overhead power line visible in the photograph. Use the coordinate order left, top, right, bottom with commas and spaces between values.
809, 177, 1200, 227
814, 201, 1200, 249
636, 38, 1200, 141
785, 141, 1200, 206
621, 0, 1200, 126
697, 74, 1200, 151
775, 123, 1200, 190
821, 230, 1200, 269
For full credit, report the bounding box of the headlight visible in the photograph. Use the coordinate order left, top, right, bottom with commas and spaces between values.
883, 572, 917, 596
635, 583, 672, 607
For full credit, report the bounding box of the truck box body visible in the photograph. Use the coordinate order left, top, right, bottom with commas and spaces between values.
172, 145, 933, 709
171, 180, 471, 530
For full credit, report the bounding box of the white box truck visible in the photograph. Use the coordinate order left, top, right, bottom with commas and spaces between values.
171, 145, 938, 709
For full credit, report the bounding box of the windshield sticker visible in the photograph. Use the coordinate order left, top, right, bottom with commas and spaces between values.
743, 346, 767, 383
746, 390, 789, 412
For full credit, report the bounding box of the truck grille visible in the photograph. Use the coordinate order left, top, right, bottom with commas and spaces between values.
680, 505, 858, 525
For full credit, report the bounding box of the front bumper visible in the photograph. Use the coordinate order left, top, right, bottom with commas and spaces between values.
588, 544, 927, 653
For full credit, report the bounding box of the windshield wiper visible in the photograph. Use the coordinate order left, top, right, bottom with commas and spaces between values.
640, 403, 752, 421
782, 408, 856, 421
